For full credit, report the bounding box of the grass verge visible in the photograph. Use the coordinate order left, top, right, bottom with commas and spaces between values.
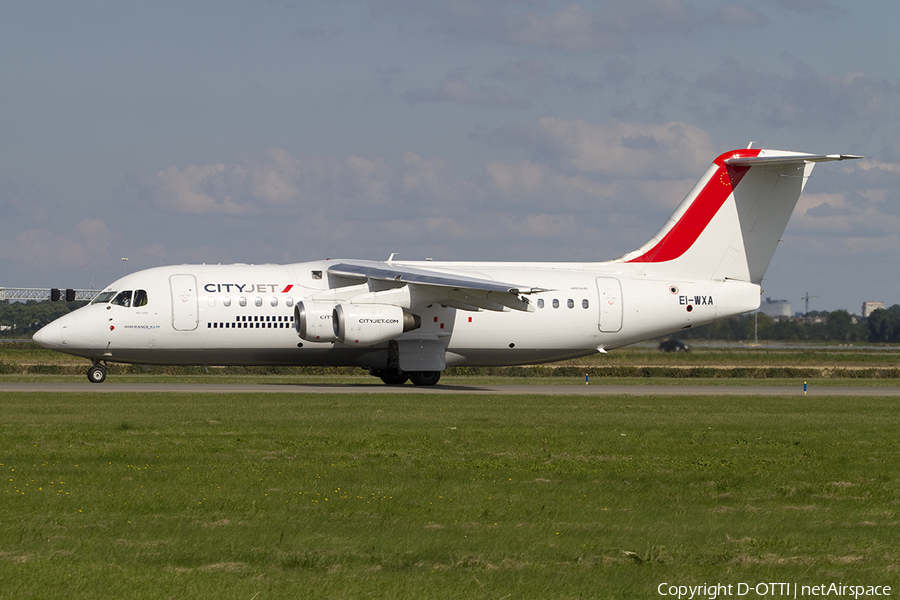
1, 391, 899, 598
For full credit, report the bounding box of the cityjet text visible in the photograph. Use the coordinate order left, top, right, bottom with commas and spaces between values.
204, 284, 294, 294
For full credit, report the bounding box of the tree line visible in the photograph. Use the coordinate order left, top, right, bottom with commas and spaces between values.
0, 300, 87, 336
678, 305, 900, 343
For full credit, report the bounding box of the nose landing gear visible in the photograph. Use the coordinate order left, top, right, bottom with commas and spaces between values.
87, 362, 107, 384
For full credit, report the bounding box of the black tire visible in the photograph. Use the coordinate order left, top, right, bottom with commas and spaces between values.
409, 371, 441, 386
87, 364, 107, 384
379, 369, 410, 385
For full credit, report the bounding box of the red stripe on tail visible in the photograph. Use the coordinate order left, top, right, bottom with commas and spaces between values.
627, 149, 761, 264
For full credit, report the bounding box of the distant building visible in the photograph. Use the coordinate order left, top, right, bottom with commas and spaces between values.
862, 301, 884, 318
758, 297, 791, 318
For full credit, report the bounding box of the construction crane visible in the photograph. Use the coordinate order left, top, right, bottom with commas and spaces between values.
801, 292, 819, 316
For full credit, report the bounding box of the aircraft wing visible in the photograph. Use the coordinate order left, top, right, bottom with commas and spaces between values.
326, 260, 546, 312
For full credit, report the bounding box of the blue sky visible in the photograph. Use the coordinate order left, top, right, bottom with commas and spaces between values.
2, 0, 899, 314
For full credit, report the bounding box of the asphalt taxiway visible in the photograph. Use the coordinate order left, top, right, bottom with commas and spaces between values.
2, 382, 899, 396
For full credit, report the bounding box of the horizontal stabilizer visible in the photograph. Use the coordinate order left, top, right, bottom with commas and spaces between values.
725, 153, 863, 166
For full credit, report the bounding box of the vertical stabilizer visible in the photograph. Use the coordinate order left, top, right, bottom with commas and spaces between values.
619, 149, 861, 283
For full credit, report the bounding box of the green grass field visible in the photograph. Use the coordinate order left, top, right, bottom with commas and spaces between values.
2, 390, 899, 598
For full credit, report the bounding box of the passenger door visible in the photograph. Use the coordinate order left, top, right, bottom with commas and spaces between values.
596, 277, 623, 333
170, 275, 199, 331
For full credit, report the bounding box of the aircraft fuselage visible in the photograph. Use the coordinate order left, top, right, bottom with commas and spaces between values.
34, 260, 757, 369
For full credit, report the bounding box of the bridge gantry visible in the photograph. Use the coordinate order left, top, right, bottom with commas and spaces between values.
0, 288, 97, 302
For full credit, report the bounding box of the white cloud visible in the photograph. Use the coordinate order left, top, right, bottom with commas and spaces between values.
399, 152, 452, 196
781, 159, 900, 269
697, 57, 898, 127
0, 219, 116, 273
134, 118, 717, 217
772, 0, 837, 14
403, 73, 525, 107
126, 118, 731, 266
501, 3, 625, 52
714, 4, 768, 27
501, 117, 718, 178
435, 0, 726, 53
492, 59, 602, 94
482, 159, 617, 209
137, 149, 407, 216
124, 119, 899, 287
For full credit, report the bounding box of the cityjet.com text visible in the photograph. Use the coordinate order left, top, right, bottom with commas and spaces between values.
657, 582, 892, 599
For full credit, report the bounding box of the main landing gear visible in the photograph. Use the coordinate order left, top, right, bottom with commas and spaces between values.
87, 362, 107, 384
409, 371, 441, 386
371, 368, 441, 386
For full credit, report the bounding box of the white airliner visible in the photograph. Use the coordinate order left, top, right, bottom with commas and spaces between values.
33, 148, 860, 386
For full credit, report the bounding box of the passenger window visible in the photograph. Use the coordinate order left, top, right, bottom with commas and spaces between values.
582, 299, 589, 309
112, 291, 133, 307
133, 290, 148, 307
270, 297, 278, 307
254, 297, 262, 307
286, 297, 294, 308
239, 297, 247, 307
552, 299, 559, 309
223, 297, 232, 307
537, 299, 544, 309
567, 299, 574, 309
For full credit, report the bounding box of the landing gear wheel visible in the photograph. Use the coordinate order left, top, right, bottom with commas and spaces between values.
87, 364, 107, 384
409, 371, 441, 386
378, 369, 410, 385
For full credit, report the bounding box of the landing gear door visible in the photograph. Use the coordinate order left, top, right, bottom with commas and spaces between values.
170, 274, 199, 331
596, 277, 623, 333
397, 336, 447, 372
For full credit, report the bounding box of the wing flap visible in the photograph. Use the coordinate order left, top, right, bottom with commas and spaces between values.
327, 260, 541, 312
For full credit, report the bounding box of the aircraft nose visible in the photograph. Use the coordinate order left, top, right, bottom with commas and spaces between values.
33, 320, 63, 349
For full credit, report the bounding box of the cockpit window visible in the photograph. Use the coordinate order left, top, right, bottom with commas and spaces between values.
91, 291, 117, 304
111, 291, 133, 307
90, 289, 148, 307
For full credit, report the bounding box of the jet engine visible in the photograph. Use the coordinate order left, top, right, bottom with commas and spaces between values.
295, 300, 338, 343
332, 303, 421, 346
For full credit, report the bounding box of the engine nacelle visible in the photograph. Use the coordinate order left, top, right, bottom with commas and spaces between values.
295, 300, 338, 343
333, 303, 421, 346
